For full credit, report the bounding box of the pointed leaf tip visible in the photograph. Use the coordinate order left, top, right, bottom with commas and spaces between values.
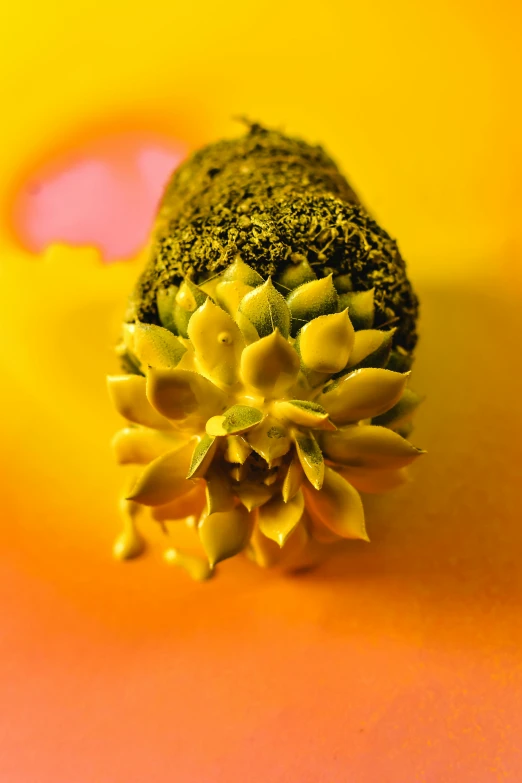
238, 278, 292, 339
293, 430, 325, 490
258, 490, 305, 547
198, 507, 253, 566
322, 424, 424, 470
187, 435, 217, 479
188, 298, 245, 386
127, 440, 198, 506
221, 257, 264, 287
129, 322, 187, 369
286, 275, 339, 336
320, 368, 409, 424
338, 289, 375, 330
299, 310, 355, 373
240, 329, 300, 397
303, 467, 369, 541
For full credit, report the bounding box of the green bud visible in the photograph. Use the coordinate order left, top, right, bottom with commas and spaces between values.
274, 259, 317, 294
238, 278, 291, 338
286, 275, 339, 336
156, 285, 179, 334
174, 279, 208, 337
338, 289, 375, 330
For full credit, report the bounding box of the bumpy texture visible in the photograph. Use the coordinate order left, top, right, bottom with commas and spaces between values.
109, 263, 423, 577
130, 123, 419, 357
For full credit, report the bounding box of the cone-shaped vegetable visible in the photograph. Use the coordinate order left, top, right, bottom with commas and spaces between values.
109, 123, 422, 578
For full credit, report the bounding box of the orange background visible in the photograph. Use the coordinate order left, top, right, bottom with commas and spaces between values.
1, 1, 522, 781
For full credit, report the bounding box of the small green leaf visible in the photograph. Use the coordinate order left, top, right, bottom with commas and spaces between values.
339, 289, 375, 330
333, 273, 353, 293
206, 405, 264, 437
344, 328, 395, 372
174, 279, 208, 337
156, 285, 179, 333
131, 322, 187, 369
221, 257, 264, 287
286, 275, 339, 336
238, 278, 292, 338
187, 435, 217, 479
293, 430, 325, 490
274, 259, 317, 293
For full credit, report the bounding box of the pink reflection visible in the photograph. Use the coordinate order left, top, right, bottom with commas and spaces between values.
14, 134, 185, 261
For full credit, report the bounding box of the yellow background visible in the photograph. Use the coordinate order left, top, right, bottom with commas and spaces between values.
1, 2, 521, 781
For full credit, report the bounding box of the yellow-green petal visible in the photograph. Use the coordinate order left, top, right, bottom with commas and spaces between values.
127, 439, 198, 506
224, 435, 252, 464
272, 400, 335, 431
156, 285, 179, 333
240, 329, 300, 397
111, 427, 186, 465
275, 258, 317, 293
246, 415, 291, 465
221, 256, 264, 287
205, 465, 235, 514
282, 455, 304, 502
188, 298, 245, 386
174, 279, 208, 338
299, 310, 354, 373
127, 322, 187, 370
258, 490, 304, 546
206, 405, 264, 437
198, 507, 253, 567
338, 289, 375, 330
372, 388, 423, 429
107, 375, 172, 429
147, 367, 227, 422
286, 275, 339, 336
238, 278, 291, 339
215, 280, 254, 317
322, 425, 424, 470
303, 466, 368, 541
293, 430, 325, 490
247, 523, 282, 568
346, 328, 395, 370
235, 482, 274, 511
151, 484, 206, 521
333, 273, 353, 293
187, 435, 218, 479
319, 368, 410, 424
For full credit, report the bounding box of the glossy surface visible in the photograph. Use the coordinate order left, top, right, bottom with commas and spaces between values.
109, 260, 420, 572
